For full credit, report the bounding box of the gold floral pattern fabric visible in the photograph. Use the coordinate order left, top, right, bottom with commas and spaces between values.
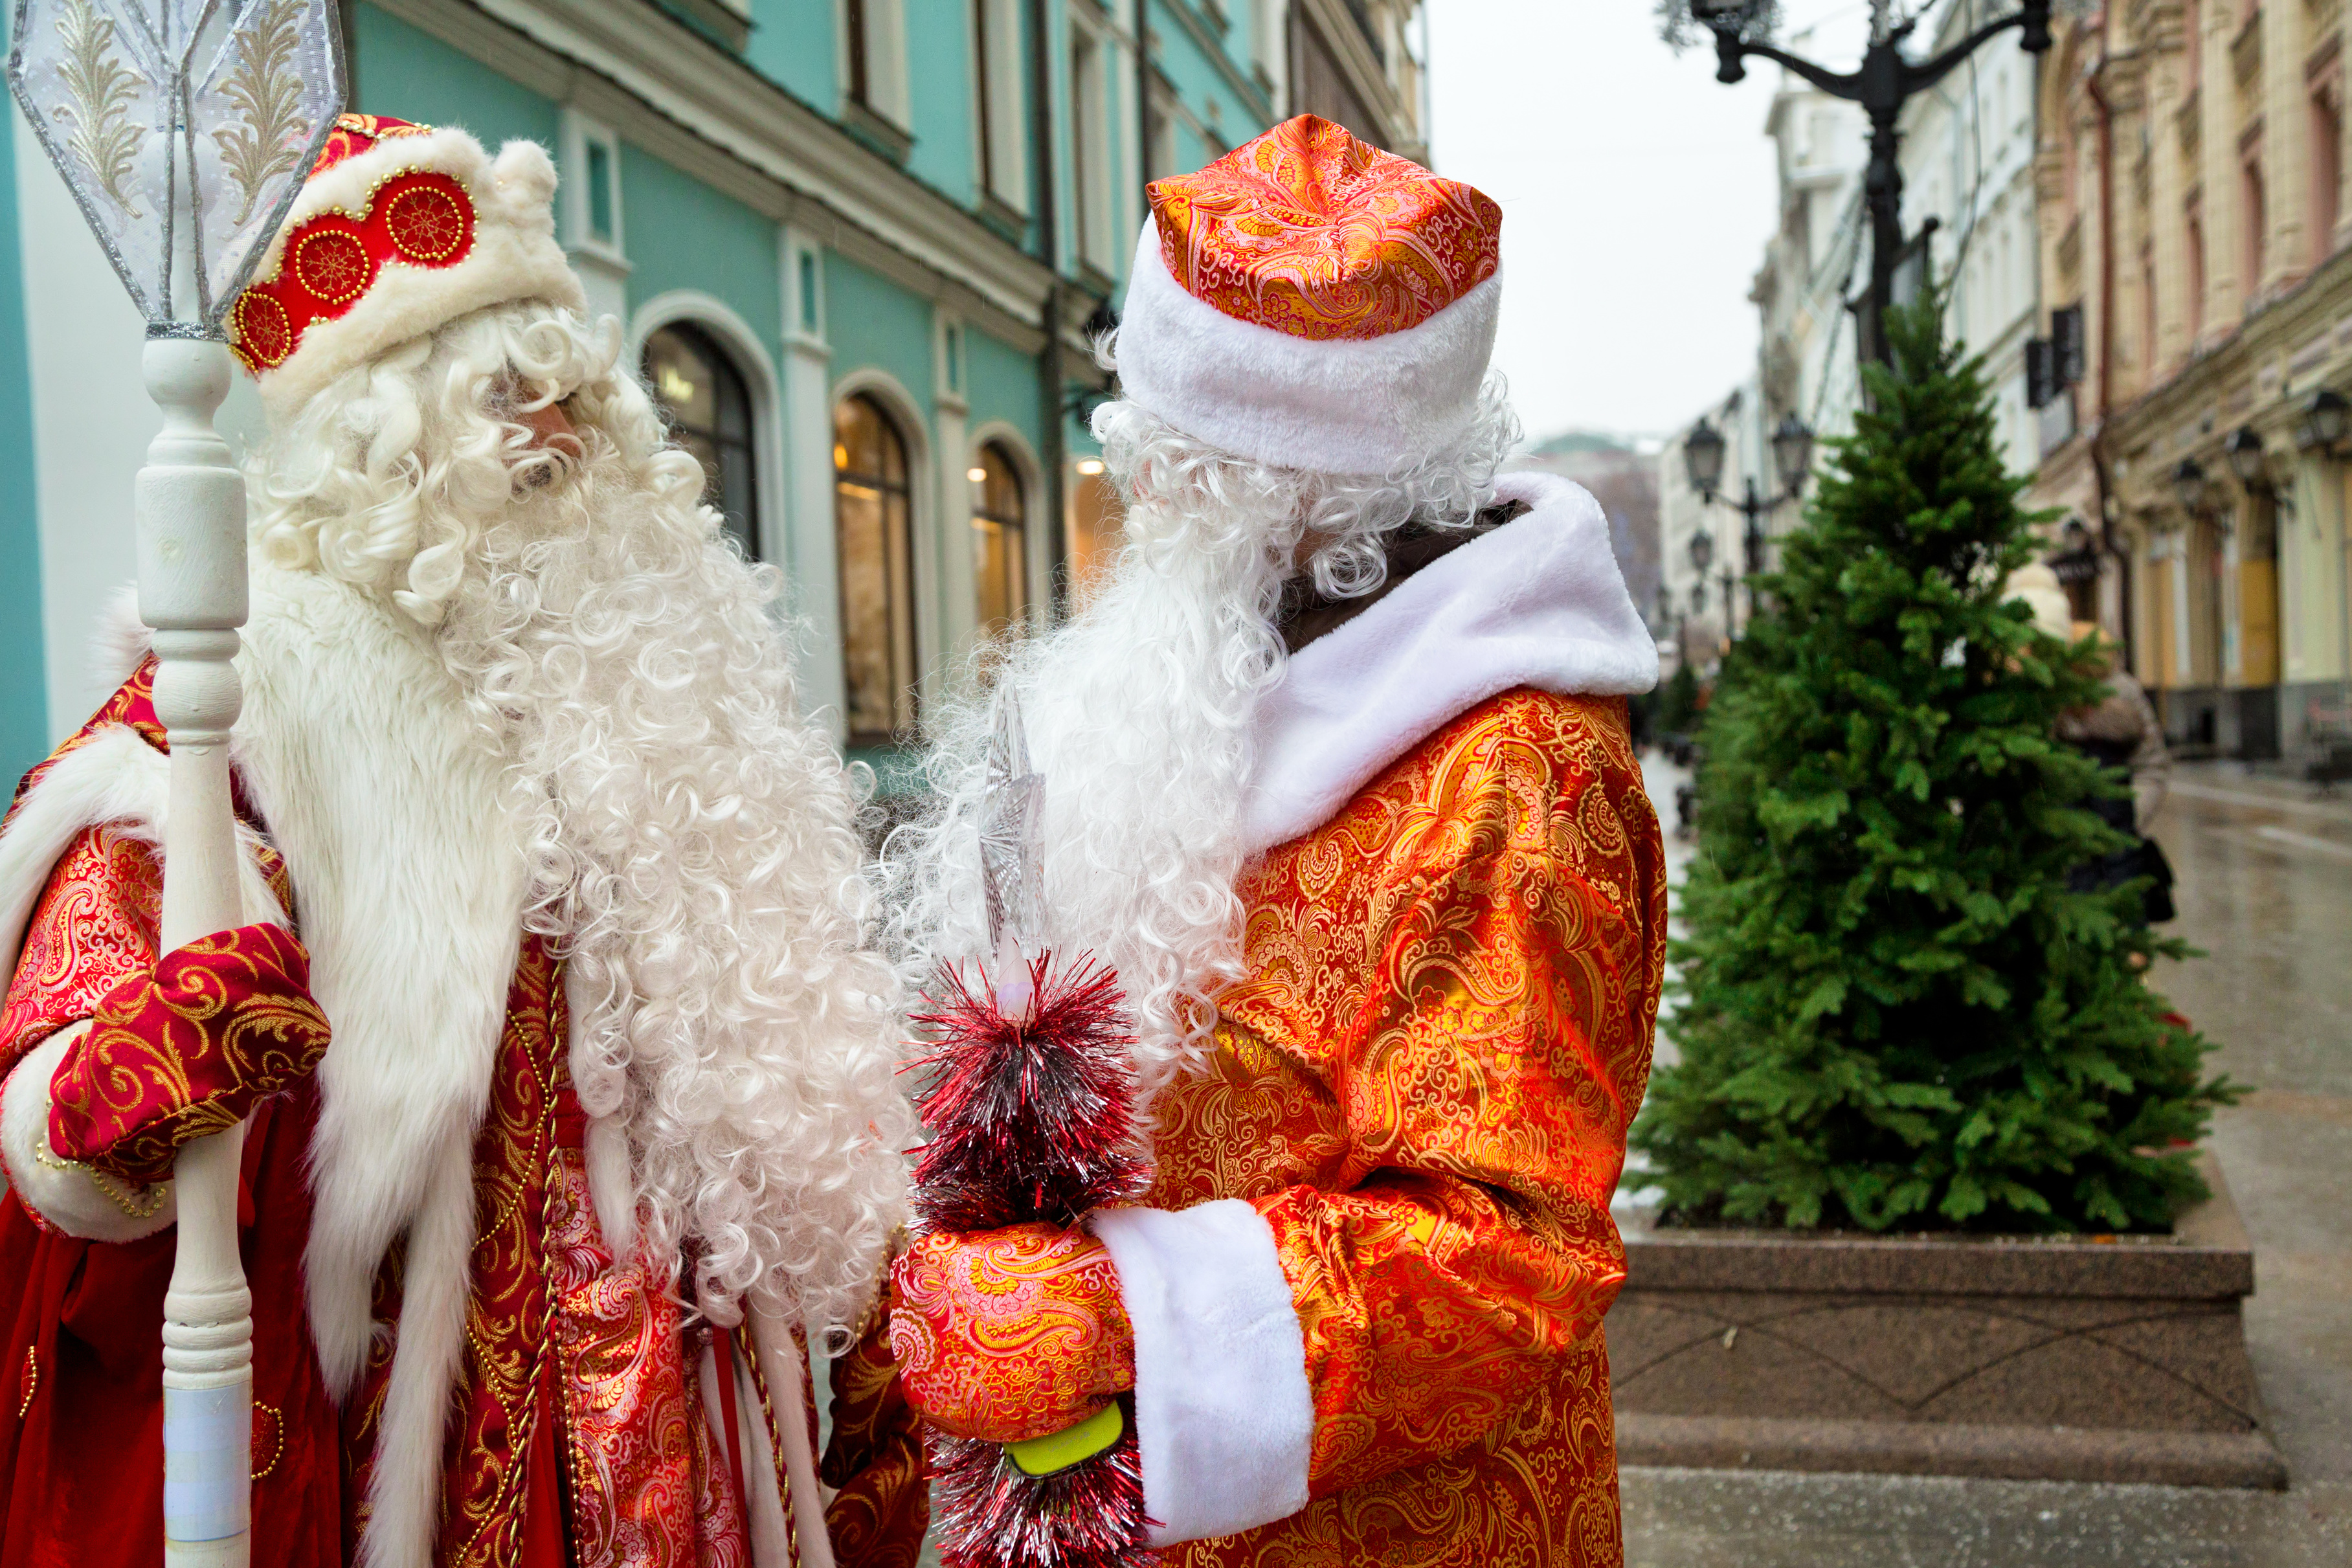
546, 1145, 750, 1568
890, 1224, 1136, 1442
0, 827, 164, 1077
49, 923, 331, 1184
1148, 689, 1665, 1568
1148, 114, 1502, 342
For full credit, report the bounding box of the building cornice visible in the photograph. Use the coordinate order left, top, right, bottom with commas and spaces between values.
381, 0, 1055, 352
2105, 240, 2352, 489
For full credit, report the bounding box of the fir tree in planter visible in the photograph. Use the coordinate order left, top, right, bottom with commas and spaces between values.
1632, 302, 2234, 1235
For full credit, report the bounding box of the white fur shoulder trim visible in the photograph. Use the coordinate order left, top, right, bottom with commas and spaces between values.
1241, 472, 1660, 855
0, 1029, 178, 1243
1088, 1200, 1313, 1546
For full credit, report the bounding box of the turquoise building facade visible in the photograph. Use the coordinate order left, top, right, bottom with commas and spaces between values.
1, 0, 1427, 786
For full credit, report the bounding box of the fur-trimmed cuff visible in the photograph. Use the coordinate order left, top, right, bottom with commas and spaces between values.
1, 1028, 177, 1242
1088, 1200, 1312, 1546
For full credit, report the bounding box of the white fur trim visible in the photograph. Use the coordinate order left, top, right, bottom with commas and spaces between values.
230, 561, 526, 1566
1241, 472, 1659, 854
0, 724, 288, 996
1114, 218, 1501, 474
251, 132, 586, 422
91, 584, 151, 696
1088, 1200, 1313, 1546
0, 1029, 177, 1242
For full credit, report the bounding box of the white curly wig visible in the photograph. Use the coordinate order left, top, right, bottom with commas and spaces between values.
250, 300, 912, 1338
886, 338, 1519, 1113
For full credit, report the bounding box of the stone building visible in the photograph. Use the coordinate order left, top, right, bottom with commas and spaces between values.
0, 0, 1424, 790
2028, 0, 2352, 762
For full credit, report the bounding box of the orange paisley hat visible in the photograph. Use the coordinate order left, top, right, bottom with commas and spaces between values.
228, 113, 585, 423
1114, 115, 1504, 475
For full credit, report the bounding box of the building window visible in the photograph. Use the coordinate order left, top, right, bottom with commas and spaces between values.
2243, 157, 2267, 296
971, 442, 1028, 638
2313, 93, 2342, 263
971, 0, 1027, 209
1070, 28, 1114, 271
2188, 208, 2206, 340
1064, 458, 1119, 610
846, 0, 871, 105
835, 394, 917, 745
644, 322, 759, 558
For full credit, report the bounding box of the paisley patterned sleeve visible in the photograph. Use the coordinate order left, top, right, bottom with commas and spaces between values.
0, 826, 168, 1079
820, 1311, 930, 1568
1230, 693, 1667, 1501
47, 923, 330, 1185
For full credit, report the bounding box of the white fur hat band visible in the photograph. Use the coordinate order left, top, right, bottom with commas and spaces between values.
228, 113, 586, 421
1113, 114, 1503, 475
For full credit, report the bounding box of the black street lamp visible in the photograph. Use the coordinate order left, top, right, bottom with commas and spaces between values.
1686, 0, 2053, 364
1682, 410, 1815, 638
2298, 388, 2350, 456
2223, 425, 2270, 490
2171, 458, 2210, 519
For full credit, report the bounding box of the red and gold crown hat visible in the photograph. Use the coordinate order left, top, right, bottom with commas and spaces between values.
229, 112, 586, 423
1114, 114, 1504, 475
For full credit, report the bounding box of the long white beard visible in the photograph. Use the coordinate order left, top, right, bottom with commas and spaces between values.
432, 447, 910, 1333
891, 480, 1298, 1105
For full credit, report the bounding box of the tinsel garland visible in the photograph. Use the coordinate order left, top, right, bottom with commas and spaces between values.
909, 951, 1156, 1568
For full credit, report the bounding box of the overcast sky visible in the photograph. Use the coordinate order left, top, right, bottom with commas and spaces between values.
1427, 1, 1876, 445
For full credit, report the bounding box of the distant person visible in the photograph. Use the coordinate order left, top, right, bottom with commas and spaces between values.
2011, 564, 2174, 923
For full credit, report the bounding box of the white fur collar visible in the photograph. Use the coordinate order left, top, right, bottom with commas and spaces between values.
1240, 471, 1658, 855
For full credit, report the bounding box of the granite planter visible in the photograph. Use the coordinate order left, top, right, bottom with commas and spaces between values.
1606, 1154, 2287, 1488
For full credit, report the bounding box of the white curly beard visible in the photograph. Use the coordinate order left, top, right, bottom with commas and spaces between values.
428, 442, 912, 1336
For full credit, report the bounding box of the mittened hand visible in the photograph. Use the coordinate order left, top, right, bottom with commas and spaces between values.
888, 1222, 1136, 1444
48, 923, 331, 1185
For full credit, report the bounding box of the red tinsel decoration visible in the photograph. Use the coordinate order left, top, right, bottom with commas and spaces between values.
908, 950, 1157, 1568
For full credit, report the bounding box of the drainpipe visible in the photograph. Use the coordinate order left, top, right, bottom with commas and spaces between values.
1029, 0, 1068, 619
2083, 10, 2134, 673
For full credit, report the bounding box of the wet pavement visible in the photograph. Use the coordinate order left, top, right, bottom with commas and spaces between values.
1620, 756, 2352, 1567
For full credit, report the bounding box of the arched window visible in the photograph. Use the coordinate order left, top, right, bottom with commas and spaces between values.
644, 322, 759, 557
835, 394, 917, 745
970, 441, 1027, 637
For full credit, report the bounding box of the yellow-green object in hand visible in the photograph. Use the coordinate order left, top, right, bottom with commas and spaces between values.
1007, 1402, 1124, 1476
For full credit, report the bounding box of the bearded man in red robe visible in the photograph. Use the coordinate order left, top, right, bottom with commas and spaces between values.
0, 115, 923, 1568
884, 116, 1667, 1567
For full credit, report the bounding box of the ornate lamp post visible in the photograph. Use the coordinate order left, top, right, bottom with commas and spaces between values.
1682, 410, 1813, 638
8, 6, 344, 1564
1685, 0, 2053, 364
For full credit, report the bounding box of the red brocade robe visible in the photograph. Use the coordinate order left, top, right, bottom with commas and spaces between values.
1135, 688, 1664, 1568
0, 664, 926, 1568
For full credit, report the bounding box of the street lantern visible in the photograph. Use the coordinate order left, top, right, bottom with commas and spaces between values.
1770, 412, 1815, 491
2299, 388, 2350, 454
1688, 527, 1716, 576
2223, 426, 2270, 488
1683, 416, 1727, 498
8, 6, 346, 1565
2172, 458, 2210, 518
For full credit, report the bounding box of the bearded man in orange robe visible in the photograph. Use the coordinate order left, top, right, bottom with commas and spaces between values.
0, 115, 923, 1568
884, 116, 1668, 1566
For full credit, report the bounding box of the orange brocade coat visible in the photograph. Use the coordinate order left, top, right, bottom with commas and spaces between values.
1152, 688, 1664, 1567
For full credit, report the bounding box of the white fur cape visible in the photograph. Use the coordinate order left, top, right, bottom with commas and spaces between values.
1240, 469, 1660, 854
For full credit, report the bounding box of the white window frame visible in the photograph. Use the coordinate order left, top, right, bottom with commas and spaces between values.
842, 0, 913, 128
973, 0, 1031, 212
1069, 12, 1115, 274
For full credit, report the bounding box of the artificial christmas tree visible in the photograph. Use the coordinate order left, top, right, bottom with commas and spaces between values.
1633, 300, 2234, 1235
